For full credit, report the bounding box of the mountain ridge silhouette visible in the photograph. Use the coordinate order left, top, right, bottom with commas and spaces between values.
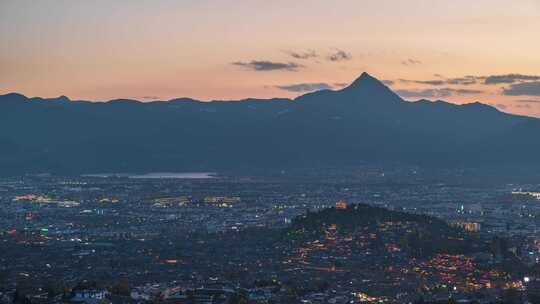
1, 72, 538, 175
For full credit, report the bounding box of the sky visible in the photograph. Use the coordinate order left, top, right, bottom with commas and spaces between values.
1, 0, 540, 117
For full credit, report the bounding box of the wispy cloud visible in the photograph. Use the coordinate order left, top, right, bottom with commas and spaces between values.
515, 103, 531, 109
516, 99, 540, 104
398, 76, 478, 86
395, 89, 442, 98
399, 74, 540, 86
284, 49, 318, 60
401, 58, 422, 66
276, 82, 333, 92
327, 49, 352, 62
395, 88, 483, 98
445, 76, 479, 85
452, 88, 483, 94
484, 74, 540, 85
399, 79, 445, 86
232, 60, 302, 71
502, 82, 540, 96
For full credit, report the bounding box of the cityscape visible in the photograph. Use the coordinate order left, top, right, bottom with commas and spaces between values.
1, 169, 540, 303
2, 1, 540, 303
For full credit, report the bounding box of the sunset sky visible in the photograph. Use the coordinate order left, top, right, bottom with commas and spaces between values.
1, 0, 540, 116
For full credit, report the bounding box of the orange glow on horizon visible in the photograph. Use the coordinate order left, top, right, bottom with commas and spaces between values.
1, 0, 539, 117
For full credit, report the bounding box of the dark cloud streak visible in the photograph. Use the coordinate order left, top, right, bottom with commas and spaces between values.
398, 74, 540, 87
399, 79, 445, 86
484, 74, 540, 85
445, 76, 478, 85
395, 88, 483, 98
503, 82, 540, 96
276, 82, 333, 92
399, 76, 478, 86
232, 60, 302, 71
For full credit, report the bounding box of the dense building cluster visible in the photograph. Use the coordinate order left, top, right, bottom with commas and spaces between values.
1, 169, 540, 303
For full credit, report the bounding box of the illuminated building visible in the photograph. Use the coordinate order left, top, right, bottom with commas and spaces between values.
452, 221, 481, 232
336, 200, 347, 209
512, 191, 540, 200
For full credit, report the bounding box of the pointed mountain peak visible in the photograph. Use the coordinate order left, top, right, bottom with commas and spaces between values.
335, 72, 402, 103
345, 72, 387, 90
355, 72, 376, 82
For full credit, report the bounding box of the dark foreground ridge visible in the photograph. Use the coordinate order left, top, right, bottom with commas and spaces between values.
1, 72, 540, 174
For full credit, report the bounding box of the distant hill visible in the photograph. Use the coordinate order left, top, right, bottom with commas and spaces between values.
287, 203, 452, 236
1, 72, 539, 175
285, 203, 478, 257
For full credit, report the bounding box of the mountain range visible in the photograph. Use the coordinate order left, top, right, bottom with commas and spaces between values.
1, 72, 539, 175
